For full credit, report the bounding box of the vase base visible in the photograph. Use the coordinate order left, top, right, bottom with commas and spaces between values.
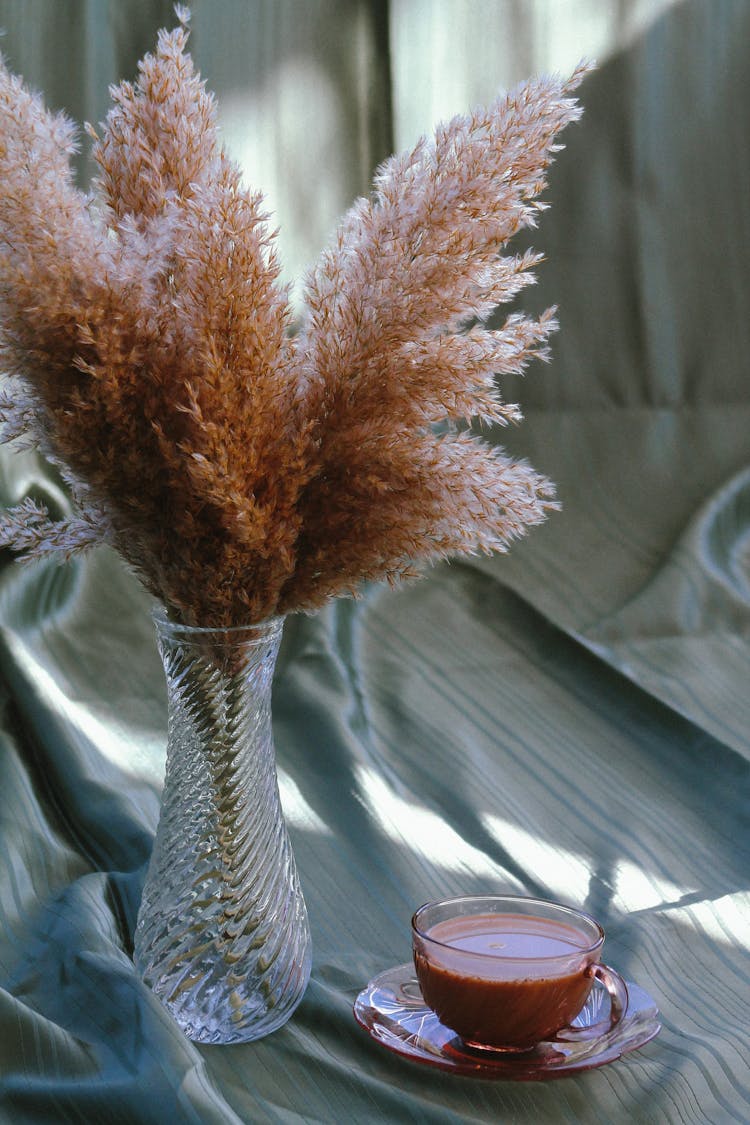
153, 964, 311, 1045
178, 1003, 306, 1045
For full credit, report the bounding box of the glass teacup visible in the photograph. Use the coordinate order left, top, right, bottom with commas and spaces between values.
412, 894, 628, 1052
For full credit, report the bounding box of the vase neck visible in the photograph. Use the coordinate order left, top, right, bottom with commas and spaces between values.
152, 607, 285, 651
153, 612, 285, 767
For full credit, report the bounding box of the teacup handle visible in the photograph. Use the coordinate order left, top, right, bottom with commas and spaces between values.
555, 962, 629, 1042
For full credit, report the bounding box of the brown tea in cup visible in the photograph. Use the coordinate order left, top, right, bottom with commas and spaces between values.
412, 895, 628, 1052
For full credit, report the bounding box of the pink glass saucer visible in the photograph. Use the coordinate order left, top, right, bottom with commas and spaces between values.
353, 963, 660, 1080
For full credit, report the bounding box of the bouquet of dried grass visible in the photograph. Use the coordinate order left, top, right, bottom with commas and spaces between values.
0, 8, 588, 627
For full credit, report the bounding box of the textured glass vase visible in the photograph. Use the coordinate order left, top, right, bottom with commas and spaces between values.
134, 610, 311, 1044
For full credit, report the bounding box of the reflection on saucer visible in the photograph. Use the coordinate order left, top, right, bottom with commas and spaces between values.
353, 964, 660, 1079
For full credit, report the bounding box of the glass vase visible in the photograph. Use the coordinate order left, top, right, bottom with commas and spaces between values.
134, 609, 312, 1044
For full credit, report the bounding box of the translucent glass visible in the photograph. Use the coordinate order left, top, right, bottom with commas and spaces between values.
134, 611, 311, 1044
412, 894, 626, 1050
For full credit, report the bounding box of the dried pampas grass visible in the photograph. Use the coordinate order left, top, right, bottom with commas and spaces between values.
0, 9, 589, 626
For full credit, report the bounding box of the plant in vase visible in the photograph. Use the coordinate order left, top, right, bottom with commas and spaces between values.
0, 6, 589, 1043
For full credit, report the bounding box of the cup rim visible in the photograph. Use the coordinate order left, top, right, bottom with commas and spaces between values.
411, 893, 605, 961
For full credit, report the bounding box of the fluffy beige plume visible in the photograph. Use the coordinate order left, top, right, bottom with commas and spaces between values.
0, 10, 590, 626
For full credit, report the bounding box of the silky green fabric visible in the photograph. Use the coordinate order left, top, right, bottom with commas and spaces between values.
0, 1, 749, 1123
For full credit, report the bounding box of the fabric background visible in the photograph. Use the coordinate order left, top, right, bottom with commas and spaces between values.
0, 1, 748, 1122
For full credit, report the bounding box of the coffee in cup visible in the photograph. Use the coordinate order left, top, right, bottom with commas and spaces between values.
412, 894, 627, 1051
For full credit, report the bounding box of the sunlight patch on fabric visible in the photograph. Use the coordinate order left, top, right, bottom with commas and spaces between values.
355, 765, 517, 882
4, 635, 165, 783
278, 770, 332, 837
481, 813, 592, 903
